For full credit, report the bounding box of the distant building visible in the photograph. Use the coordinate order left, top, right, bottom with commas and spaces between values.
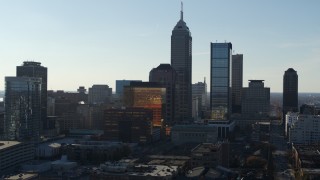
231, 54, 243, 114
171, 125, 218, 144
241, 80, 270, 118
192, 79, 207, 119
171, 5, 193, 123
104, 108, 153, 144
124, 82, 166, 127
4, 77, 41, 141
116, 80, 142, 96
149, 64, 177, 126
289, 114, 320, 145
283, 68, 298, 133
0, 141, 34, 175
17, 61, 48, 129
88, 85, 112, 104
210, 43, 232, 120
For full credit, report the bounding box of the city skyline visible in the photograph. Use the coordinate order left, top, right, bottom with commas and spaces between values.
0, 1, 320, 92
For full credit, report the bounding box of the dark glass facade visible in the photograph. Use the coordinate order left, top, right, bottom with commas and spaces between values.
124, 82, 166, 127
104, 108, 153, 143
283, 68, 298, 113
231, 54, 243, 113
17, 61, 47, 129
4, 77, 41, 141
210, 43, 232, 120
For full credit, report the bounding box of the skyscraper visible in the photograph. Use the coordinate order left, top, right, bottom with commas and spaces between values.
283, 68, 298, 133
210, 43, 232, 120
192, 79, 207, 118
16, 61, 47, 129
283, 68, 298, 113
231, 54, 243, 114
171, 3, 192, 123
149, 64, 177, 126
4, 77, 41, 141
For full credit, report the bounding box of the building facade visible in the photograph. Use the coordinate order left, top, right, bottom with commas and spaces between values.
289, 115, 320, 145
124, 82, 166, 127
241, 80, 270, 118
88, 85, 112, 104
283, 68, 298, 113
0, 141, 34, 175
4, 77, 41, 141
210, 43, 232, 120
149, 64, 177, 126
231, 54, 243, 114
16, 61, 48, 129
192, 79, 207, 119
104, 108, 153, 143
171, 125, 218, 145
171, 6, 192, 123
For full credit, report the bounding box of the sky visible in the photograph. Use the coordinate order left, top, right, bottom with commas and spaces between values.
0, 0, 320, 92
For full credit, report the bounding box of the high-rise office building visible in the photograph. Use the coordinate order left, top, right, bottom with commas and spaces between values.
88, 85, 112, 104
231, 54, 243, 114
242, 80, 270, 118
210, 43, 232, 120
124, 82, 166, 127
171, 4, 192, 123
16, 61, 47, 129
149, 64, 177, 126
192, 79, 207, 118
4, 77, 41, 141
283, 68, 298, 113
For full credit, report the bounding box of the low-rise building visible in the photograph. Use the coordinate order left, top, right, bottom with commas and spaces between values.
289, 115, 320, 145
171, 125, 218, 145
0, 141, 34, 175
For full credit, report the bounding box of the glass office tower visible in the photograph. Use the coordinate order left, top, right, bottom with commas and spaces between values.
210, 43, 232, 120
4, 77, 41, 141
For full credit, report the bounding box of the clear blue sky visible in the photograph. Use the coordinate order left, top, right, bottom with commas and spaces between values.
0, 0, 319, 92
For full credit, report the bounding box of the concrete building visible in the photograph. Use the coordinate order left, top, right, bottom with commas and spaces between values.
4, 77, 41, 141
207, 120, 235, 139
171, 125, 218, 144
88, 85, 112, 104
124, 82, 166, 127
0, 141, 34, 175
192, 79, 207, 119
171, 4, 192, 123
16, 61, 48, 130
149, 64, 177, 126
104, 108, 153, 143
285, 112, 299, 136
241, 80, 270, 118
231, 54, 243, 114
210, 43, 232, 120
289, 114, 320, 145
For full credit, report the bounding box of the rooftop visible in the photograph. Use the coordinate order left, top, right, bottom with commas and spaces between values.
0, 141, 21, 150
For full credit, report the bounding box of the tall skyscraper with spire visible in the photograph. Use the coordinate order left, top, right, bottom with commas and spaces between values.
171, 3, 192, 123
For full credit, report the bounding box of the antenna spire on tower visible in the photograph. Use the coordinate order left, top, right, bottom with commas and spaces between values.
180, 1, 183, 20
